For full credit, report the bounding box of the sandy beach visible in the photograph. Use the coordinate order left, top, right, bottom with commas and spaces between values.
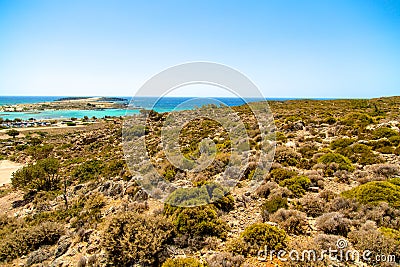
0, 160, 24, 185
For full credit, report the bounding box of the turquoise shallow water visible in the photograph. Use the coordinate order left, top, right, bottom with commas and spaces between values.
0, 96, 266, 120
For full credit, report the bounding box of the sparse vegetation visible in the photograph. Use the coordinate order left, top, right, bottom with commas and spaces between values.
1, 97, 400, 266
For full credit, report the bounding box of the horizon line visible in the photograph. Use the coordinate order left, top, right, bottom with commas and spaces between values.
1, 95, 399, 99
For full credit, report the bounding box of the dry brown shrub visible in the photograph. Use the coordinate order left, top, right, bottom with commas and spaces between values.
299, 194, 326, 217
270, 208, 309, 235
316, 212, 352, 236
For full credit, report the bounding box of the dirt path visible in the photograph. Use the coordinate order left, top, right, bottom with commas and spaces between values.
0, 160, 24, 186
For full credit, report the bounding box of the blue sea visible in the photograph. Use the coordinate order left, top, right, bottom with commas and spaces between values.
0, 96, 307, 120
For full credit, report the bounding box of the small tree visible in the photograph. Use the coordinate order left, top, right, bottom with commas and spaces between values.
7, 129, 19, 139
12, 158, 61, 191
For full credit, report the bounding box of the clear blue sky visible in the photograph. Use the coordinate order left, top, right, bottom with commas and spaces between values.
0, 0, 399, 98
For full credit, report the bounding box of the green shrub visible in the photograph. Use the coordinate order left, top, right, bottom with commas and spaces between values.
330, 138, 356, 150
372, 127, 399, 140
102, 159, 128, 179
163, 164, 177, 181
168, 205, 228, 239
262, 195, 288, 214
227, 223, 287, 256
389, 177, 400, 186
325, 116, 337, 125
15, 144, 28, 151
395, 145, 400, 155
269, 168, 297, 182
12, 158, 60, 191
103, 212, 174, 266
212, 194, 235, 212
369, 138, 392, 150
125, 124, 146, 138
338, 143, 370, 157
275, 132, 287, 142
359, 152, 386, 165
342, 179, 400, 208
66, 122, 76, 126
29, 137, 43, 146
0, 222, 64, 262
377, 146, 394, 154
279, 176, 311, 197
0, 187, 11, 198
389, 135, 400, 146
317, 153, 354, 172
380, 227, 400, 242
72, 160, 103, 182
166, 187, 212, 207
162, 258, 204, 267
285, 115, 302, 123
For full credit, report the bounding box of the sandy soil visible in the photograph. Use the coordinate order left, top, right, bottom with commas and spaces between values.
0, 160, 24, 186
0, 189, 24, 216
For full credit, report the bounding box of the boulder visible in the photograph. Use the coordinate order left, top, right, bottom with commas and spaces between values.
54, 235, 72, 258
26, 247, 53, 266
